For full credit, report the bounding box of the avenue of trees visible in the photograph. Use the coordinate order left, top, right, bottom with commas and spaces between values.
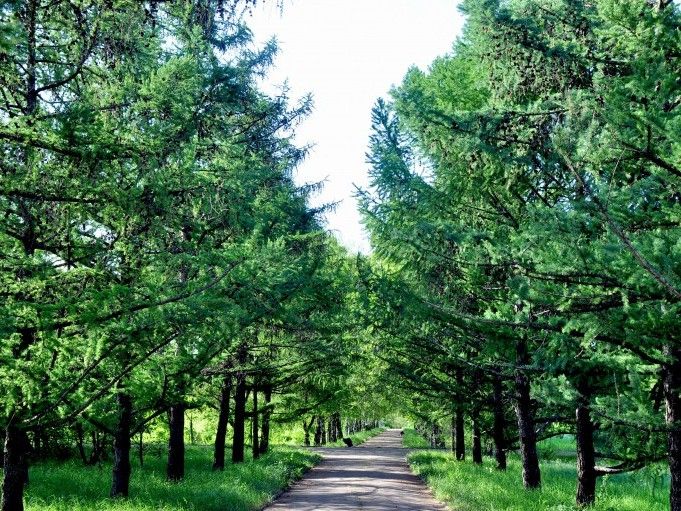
1, 1, 680, 511
0, 2, 379, 510
359, 0, 680, 509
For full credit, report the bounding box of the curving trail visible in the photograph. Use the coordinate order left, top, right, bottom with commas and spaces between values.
264, 429, 447, 511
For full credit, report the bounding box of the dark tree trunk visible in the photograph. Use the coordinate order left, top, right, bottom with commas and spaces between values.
450, 413, 456, 455
259, 385, 272, 455
455, 406, 465, 461
303, 420, 311, 447
252, 387, 259, 460
514, 338, 541, 489
472, 410, 482, 464
167, 403, 185, 481
110, 392, 133, 498
75, 423, 88, 466
575, 382, 596, 507
492, 373, 507, 470
1, 425, 28, 511
314, 416, 322, 446
212, 374, 231, 470
231, 370, 247, 463
664, 345, 681, 511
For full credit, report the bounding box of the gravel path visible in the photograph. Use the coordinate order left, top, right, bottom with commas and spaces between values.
264, 429, 448, 511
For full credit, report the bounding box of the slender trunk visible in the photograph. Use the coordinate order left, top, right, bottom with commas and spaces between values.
231, 370, 246, 463
664, 345, 681, 511
167, 403, 185, 481
492, 373, 507, 470
314, 416, 322, 446
455, 368, 466, 460
252, 386, 259, 460
472, 409, 482, 464
1, 425, 28, 511
138, 431, 144, 468
259, 385, 272, 455
75, 423, 88, 466
450, 413, 456, 455
303, 419, 311, 447
110, 391, 132, 498
575, 381, 596, 507
212, 374, 231, 470
514, 338, 541, 489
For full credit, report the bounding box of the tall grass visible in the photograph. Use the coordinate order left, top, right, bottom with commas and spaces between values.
407, 437, 668, 511
18, 445, 319, 511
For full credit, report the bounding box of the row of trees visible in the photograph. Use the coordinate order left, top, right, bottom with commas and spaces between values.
0, 2, 367, 510
359, 0, 680, 509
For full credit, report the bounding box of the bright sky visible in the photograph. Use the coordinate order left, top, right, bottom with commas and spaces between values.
246, 1, 465, 253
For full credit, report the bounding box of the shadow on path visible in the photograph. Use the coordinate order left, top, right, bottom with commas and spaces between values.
263, 429, 447, 511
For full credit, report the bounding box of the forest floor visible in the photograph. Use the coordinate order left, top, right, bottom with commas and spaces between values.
405, 430, 669, 511
264, 429, 447, 511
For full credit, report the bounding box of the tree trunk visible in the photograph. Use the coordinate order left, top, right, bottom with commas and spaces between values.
514, 338, 541, 489
314, 416, 322, 446
450, 413, 456, 455
492, 373, 507, 470
1, 425, 28, 511
138, 431, 144, 468
303, 419, 311, 447
259, 385, 272, 455
167, 403, 185, 481
212, 374, 231, 470
664, 345, 681, 511
472, 409, 482, 464
110, 391, 132, 498
75, 423, 88, 466
575, 381, 596, 507
231, 370, 247, 463
252, 386, 260, 460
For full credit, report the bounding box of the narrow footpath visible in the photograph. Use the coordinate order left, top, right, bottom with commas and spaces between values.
264, 429, 447, 511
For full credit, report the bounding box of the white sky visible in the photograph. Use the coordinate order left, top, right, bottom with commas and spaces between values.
246, 1, 465, 253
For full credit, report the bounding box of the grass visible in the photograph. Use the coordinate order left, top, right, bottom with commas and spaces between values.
402, 428, 432, 448
326, 427, 385, 447
404, 429, 669, 511
19, 444, 320, 511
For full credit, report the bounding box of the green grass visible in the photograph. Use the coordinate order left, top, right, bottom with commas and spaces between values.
402, 428, 432, 448
326, 427, 385, 447
20, 444, 320, 511
408, 449, 669, 511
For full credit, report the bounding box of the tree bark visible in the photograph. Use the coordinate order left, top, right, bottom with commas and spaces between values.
575, 381, 596, 507
492, 373, 507, 470
167, 403, 185, 481
1, 425, 28, 511
231, 369, 247, 463
252, 386, 259, 460
110, 391, 132, 498
259, 385, 272, 455
664, 345, 681, 511
514, 337, 541, 489
450, 413, 456, 455
472, 409, 482, 464
213, 374, 231, 470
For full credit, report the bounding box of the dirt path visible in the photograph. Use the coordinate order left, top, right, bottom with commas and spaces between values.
264, 429, 447, 511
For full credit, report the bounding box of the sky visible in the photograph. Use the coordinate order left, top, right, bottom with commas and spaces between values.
246, 1, 465, 253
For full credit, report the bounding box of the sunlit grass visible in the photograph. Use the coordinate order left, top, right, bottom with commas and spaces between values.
19, 445, 320, 511
402, 428, 432, 448
407, 443, 668, 511
326, 427, 385, 447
